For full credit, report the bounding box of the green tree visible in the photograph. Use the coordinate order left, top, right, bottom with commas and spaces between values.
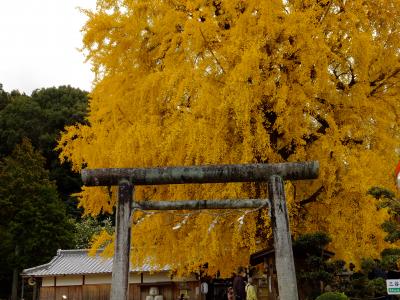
30, 86, 89, 217
342, 258, 387, 299
0, 83, 10, 110
293, 232, 341, 299
30, 86, 88, 156
73, 217, 114, 249
0, 139, 73, 300
316, 292, 348, 300
368, 186, 400, 243
0, 86, 88, 217
0, 95, 44, 155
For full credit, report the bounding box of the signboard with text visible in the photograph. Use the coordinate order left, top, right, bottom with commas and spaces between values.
387, 279, 400, 294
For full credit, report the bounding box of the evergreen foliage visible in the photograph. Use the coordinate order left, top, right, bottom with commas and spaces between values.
368, 186, 400, 243
73, 217, 113, 249
0, 85, 88, 217
293, 232, 339, 299
0, 139, 74, 298
315, 292, 348, 300
0, 84, 10, 110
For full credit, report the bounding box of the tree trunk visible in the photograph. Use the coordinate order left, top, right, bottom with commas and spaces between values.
11, 245, 19, 300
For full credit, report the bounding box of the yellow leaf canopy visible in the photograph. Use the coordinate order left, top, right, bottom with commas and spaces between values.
58, 0, 400, 275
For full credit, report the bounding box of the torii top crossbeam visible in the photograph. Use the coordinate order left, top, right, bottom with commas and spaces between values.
82, 161, 319, 186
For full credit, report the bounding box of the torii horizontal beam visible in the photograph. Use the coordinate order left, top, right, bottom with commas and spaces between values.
82, 161, 319, 186
132, 199, 269, 210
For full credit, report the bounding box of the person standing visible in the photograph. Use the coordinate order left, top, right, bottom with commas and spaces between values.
233, 267, 246, 300
245, 277, 257, 300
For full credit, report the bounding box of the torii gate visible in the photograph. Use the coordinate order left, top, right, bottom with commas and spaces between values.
82, 161, 319, 300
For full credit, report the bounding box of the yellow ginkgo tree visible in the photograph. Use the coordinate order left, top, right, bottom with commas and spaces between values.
58, 0, 400, 275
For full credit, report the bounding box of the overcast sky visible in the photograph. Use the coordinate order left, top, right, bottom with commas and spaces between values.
0, 0, 97, 94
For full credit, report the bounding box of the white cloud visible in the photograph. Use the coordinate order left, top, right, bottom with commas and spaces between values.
0, 0, 97, 94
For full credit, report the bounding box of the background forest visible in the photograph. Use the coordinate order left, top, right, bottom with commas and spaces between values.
0, 84, 112, 299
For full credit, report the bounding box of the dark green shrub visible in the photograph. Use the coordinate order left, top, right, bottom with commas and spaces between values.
315, 292, 348, 300
366, 278, 386, 296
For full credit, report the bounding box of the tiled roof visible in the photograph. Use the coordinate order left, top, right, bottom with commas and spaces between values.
22, 249, 169, 277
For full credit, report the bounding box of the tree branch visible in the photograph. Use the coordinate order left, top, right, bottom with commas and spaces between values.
117, 105, 133, 126
199, 28, 225, 74
300, 186, 324, 206
370, 67, 400, 96
319, 1, 332, 23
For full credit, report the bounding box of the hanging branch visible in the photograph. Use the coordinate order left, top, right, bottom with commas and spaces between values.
300, 186, 325, 206
199, 28, 225, 74
319, 1, 332, 23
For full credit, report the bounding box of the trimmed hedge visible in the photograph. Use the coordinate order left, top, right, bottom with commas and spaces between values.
315, 292, 348, 300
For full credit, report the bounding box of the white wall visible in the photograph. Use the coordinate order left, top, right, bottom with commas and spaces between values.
142, 272, 171, 283
42, 275, 84, 286
85, 274, 111, 285
41, 272, 196, 287
42, 277, 55, 287
56, 275, 83, 286
129, 273, 141, 284
172, 274, 197, 282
